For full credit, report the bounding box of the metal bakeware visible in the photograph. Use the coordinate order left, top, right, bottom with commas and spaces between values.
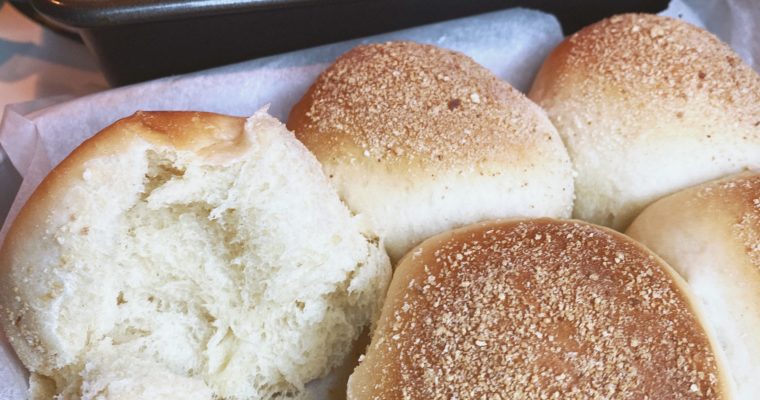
27, 0, 668, 86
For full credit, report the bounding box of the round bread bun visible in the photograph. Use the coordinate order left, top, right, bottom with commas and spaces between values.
348, 218, 733, 399
627, 172, 760, 399
529, 13, 760, 230
288, 41, 574, 261
0, 109, 391, 399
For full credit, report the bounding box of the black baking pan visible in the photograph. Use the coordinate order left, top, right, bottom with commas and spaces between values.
26, 0, 668, 86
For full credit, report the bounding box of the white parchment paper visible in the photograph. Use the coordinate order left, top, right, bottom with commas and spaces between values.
0, 1, 758, 398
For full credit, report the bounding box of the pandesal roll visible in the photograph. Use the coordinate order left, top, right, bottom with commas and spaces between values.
0, 110, 391, 399
529, 13, 760, 230
288, 41, 574, 261
627, 172, 760, 399
348, 218, 733, 399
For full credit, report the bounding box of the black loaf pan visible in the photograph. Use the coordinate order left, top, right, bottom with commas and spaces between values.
29, 0, 668, 87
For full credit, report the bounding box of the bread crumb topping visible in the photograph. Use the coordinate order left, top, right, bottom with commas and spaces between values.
559, 14, 760, 129
366, 220, 722, 399
294, 41, 551, 168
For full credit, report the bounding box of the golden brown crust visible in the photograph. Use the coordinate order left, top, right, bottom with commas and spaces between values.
626, 171, 760, 273
288, 41, 559, 171
349, 219, 730, 399
530, 13, 760, 124
131, 111, 247, 156
702, 174, 760, 271
678, 173, 760, 275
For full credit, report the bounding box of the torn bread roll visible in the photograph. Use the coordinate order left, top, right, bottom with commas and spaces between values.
529, 13, 760, 230
627, 172, 760, 399
0, 110, 391, 399
348, 218, 733, 399
288, 41, 574, 261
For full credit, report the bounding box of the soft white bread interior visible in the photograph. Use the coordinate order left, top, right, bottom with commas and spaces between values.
348, 218, 733, 399
288, 41, 574, 261
529, 13, 760, 230
627, 172, 760, 399
0, 109, 391, 399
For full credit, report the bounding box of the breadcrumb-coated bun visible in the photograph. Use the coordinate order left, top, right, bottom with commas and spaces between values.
627, 172, 760, 399
529, 13, 760, 230
0, 109, 391, 399
288, 41, 574, 261
348, 218, 733, 399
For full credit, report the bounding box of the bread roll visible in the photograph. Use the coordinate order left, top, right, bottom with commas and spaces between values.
627, 172, 760, 399
0, 110, 391, 399
348, 218, 733, 399
529, 13, 760, 230
288, 41, 574, 261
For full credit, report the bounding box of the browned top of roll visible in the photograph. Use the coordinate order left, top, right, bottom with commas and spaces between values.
531, 13, 760, 123
693, 174, 760, 265
348, 219, 729, 399
288, 41, 556, 169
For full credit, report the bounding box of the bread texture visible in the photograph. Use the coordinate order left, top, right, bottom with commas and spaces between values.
288, 41, 574, 261
348, 218, 733, 399
529, 13, 760, 230
627, 172, 760, 399
0, 110, 391, 399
